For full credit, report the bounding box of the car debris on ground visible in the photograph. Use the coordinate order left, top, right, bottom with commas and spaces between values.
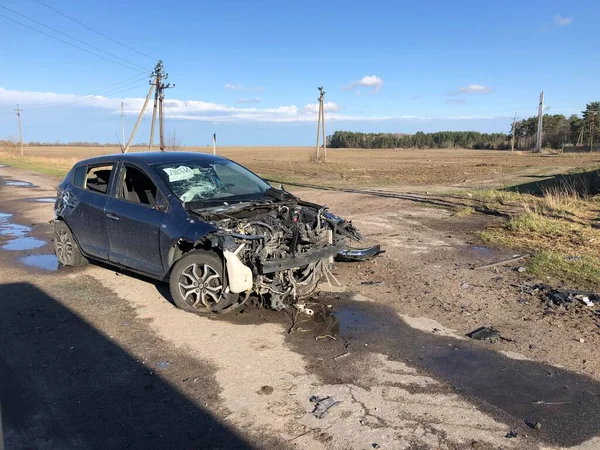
309, 395, 341, 419
521, 284, 599, 308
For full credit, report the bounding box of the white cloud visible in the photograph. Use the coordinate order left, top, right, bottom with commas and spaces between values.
255, 86, 265, 92
236, 97, 262, 104
554, 15, 573, 26
344, 75, 384, 93
449, 84, 494, 95
224, 83, 244, 91
0, 87, 501, 123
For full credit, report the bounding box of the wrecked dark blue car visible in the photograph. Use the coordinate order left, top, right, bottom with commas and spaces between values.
54, 152, 379, 313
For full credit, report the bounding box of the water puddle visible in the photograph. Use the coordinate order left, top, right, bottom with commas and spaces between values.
20, 254, 59, 271
0, 213, 31, 237
2, 236, 47, 251
471, 245, 492, 254
4, 180, 35, 188
0, 211, 49, 252
26, 197, 56, 203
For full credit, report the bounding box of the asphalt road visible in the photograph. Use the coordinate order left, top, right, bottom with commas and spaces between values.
1, 165, 599, 450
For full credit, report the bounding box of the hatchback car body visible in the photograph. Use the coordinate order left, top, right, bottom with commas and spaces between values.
54, 152, 379, 314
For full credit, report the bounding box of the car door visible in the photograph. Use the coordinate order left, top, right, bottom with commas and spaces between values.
65, 163, 115, 260
104, 163, 167, 276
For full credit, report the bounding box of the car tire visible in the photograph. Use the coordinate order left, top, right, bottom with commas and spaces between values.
54, 220, 87, 267
169, 250, 227, 314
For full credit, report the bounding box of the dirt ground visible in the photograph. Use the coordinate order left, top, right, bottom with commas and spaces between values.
9, 145, 600, 190
1, 163, 600, 449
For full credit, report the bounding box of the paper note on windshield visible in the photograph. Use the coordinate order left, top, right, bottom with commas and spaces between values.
163, 166, 194, 182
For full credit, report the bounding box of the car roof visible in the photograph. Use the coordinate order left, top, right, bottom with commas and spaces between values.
75, 151, 230, 167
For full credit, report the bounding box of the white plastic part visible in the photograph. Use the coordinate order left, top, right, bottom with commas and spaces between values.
223, 244, 253, 294
294, 303, 314, 316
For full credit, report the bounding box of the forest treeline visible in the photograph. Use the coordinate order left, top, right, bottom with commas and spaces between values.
329, 102, 600, 150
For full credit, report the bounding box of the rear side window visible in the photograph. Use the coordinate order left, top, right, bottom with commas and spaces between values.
85, 165, 114, 195
72, 166, 86, 188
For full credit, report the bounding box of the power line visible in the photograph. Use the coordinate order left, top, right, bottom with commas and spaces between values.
0, 5, 151, 73
29, 80, 150, 111
0, 13, 149, 73
27, 74, 149, 110
32, 0, 157, 62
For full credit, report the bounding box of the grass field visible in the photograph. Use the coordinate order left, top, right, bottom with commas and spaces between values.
2, 145, 600, 190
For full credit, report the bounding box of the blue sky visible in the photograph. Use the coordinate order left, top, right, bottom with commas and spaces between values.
0, 0, 598, 145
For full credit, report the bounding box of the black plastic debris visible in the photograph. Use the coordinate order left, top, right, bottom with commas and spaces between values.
505, 430, 518, 438
335, 245, 382, 262
309, 395, 341, 419
522, 284, 599, 307
360, 281, 384, 286
467, 327, 500, 341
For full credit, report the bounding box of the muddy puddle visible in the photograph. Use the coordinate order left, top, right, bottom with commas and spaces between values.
3, 180, 35, 188
217, 294, 600, 447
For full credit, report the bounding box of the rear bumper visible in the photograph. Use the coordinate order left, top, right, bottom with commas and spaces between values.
257, 241, 345, 274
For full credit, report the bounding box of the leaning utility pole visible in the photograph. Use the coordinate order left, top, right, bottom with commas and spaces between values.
511, 112, 517, 152
123, 83, 155, 153
314, 86, 327, 162
534, 91, 544, 153
14, 104, 23, 156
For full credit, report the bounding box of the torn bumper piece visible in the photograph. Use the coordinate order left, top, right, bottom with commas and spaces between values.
257, 241, 345, 274
335, 245, 382, 262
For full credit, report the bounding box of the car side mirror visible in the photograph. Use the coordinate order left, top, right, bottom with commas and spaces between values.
153, 196, 168, 212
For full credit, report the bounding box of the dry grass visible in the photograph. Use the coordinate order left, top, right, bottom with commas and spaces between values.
479, 180, 600, 287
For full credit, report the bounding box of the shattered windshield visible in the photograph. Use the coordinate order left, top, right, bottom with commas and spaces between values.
155, 159, 270, 204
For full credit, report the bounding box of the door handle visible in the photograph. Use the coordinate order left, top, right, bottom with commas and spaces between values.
106, 213, 120, 221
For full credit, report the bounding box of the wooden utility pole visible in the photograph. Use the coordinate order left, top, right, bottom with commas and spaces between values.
534, 91, 544, 153
213, 133, 217, 155
123, 83, 155, 153
14, 104, 23, 156
120, 101, 125, 149
511, 112, 517, 152
149, 71, 160, 151
159, 88, 165, 151
315, 86, 327, 162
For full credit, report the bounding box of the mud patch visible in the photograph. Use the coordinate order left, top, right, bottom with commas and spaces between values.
20, 254, 59, 271
4, 180, 35, 188
218, 295, 600, 447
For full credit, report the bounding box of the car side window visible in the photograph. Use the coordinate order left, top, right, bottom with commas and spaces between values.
72, 166, 86, 188
85, 165, 114, 194
119, 165, 159, 207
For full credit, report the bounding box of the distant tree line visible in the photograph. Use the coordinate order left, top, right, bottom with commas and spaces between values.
329, 102, 600, 150
328, 130, 510, 150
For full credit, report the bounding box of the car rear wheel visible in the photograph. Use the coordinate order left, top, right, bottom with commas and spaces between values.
54, 221, 87, 266
169, 251, 226, 314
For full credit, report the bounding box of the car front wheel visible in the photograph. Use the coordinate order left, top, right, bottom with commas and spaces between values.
54, 221, 87, 266
169, 251, 226, 314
